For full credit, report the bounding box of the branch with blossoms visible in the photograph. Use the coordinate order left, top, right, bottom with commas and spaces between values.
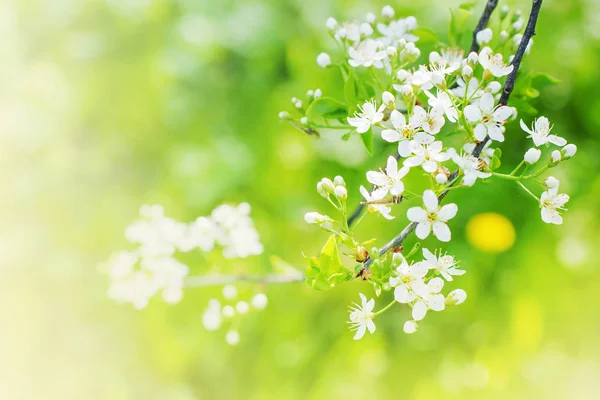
104, 1, 577, 344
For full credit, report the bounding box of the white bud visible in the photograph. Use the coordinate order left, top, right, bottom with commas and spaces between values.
306, 89, 314, 98
223, 284, 238, 299
524, 148, 541, 164
222, 305, 235, 318
316, 52, 331, 68
396, 69, 411, 82
381, 5, 395, 18
360, 22, 373, 36
278, 111, 289, 119
551, 150, 562, 163
562, 143, 577, 158
386, 46, 397, 57
401, 84, 413, 96
251, 293, 268, 309
467, 51, 478, 65
382, 91, 395, 107
365, 12, 376, 24
462, 65, 473, 77
403, 320, 418, 334
512, 19, 524, 31
304, 212, 329, 224
326, 17, 337, 31
445, 289, 467, 305
235, 301, 250, 314
314, 88, 322, 99
500, 30, 509, 40
333, 175, 346, 187
396, 38, 407, 50
316, 182, 327, 197
294, 100, 303, 109
334, 185, 347, 201
435, 173, 448, 184
225, 330, 240, 345
300, 117, 308, 125
476, 28, 493, 45
545, 176, 560, 189
320, 178, 335, 193
291, 97, 298, 103
486, 81, 502, 94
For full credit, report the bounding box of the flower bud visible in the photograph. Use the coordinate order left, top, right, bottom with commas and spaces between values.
300, 117, 308, 125
320, 178, 334, 193
294, 100, 303, 109
382, 91, 395, 108
396, 38, 407, 50
500, 5, 509, 18
403, 320, 418, 334
486, 81, 501, 93
360, 22, 373, 36
223, 285, 238, 299
235, 301, 249, 314
396, 69, 411, 83
551, 150, 562, 164
251, 293, 268, 309
365, 12, 376, 24
222, 305, 235, 318
499, 30, 509, 41
512, 19, 524, 32
291, 97, 298, 103
381, 5, 394, 18
354, 246, 369, 262
462, 65, 473, 78
333, 175, 345, 187
476, 28, 493, 45
435, 173, 448, 184
382, 282, 392, 292
304, 212, 330, 224
467, 51, 478, 65
278, 111, 290, 119
326, 17, 337, 31
306, 89, 314, 98
314, 88, 322, 99
445, 289, 467, 305
316, 52, 331, 68
545, 176, 559, 189
334, 185, 347, 201
562, 143, 577, 158
386, 46, 397, 57
400, 84, 413, 96
524, 148, 541, 164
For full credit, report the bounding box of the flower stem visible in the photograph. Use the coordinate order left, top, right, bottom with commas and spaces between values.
372, 299, 397, 318
510, 160, 525, 176
517, 181, 540, 202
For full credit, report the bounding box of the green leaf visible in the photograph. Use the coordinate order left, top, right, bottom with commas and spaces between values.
360, 127, 374, 155
412, 27, 438, 43
449, 7, 473, 45
303, 235, 347, 291
306, 97, 348, 120
523, 87, 540, 99
459, 1, 478, 11
490, 148, 502, 171
319, 234, 343, 275
531, 72, 561, 90
511, 98, 538, 116
341, 132, 352, 141
344, 69, 358, 114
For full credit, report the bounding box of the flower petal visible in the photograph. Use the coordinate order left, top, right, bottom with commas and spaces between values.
407, 207, 427, 222
412, 300, 427, 321
433, 221, 451, 242
438, 203, 458, 221
423, 190, 438, 211
415, 221, 432, 239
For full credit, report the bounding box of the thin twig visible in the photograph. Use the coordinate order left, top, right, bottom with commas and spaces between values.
186, 273, 304, 287
470, 0, 499, 53
363, 0, 543, 270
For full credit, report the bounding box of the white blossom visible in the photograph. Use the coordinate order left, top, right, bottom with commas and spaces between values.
425, 90, 458, 122
389, 254, 428, 303
235, 301, 250, 314
381, 108, 428, 156
202, 299, 222, 331
562, 144, 577, 158
347, 100, 385, 133
225, 330, 240, 345
478, 47, 514, 77
366, 155, 410, 196
520, 117, 566, 147
407, 190, 458, 242
411, 277, 446, 320
348, 39, 387, 68
360, 185, 394, 220
451, 151, 492, 186
464, 93, 512, 142
551, 150, 562, 163
445, 289, 467, 305
404, 141, 450, 173
316, 52, 331, 68
524, 148, 541, 164
476, 28, 493, 45
403, 320, 418, 334
381, 5, 395, 18
326, 17, 337, 30
377, 17, 419, 45
416, 248, 465, 281
251, 293, 268, 309
223, 284, 238, 299
540, 179, 569, 225
348, 293, 376, 340
452, 77, 480, 99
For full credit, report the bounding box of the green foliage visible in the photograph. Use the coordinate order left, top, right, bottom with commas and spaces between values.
490, 148, 502, 171
449, 3, 475, 45
360, 127, 374, 155
306, 97, 347, 120
304, 235, 353, 290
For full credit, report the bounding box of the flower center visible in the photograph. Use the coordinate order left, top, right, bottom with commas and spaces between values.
482, 114, 492, 124
427, 212, 437, 222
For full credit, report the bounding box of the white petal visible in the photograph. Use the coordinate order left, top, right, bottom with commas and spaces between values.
428, 294, 446, 311
390, 109, 406, 129
386, 156, 398, 176
487, 125, 505, 142
403, 320, 418, 334
464, 105, 482, 122
407, 207, 427, 222
438, 203, 458, 221
428, 277, 445, 293
549, 135, 567, 147
520, 119, 533, 135
394, 285, 415, 303
415, 221, 432, 239
367, 171, 388, 186
474, 123, 487, 141
479, 93, 494, 112
398, 140, 412, 157
423, 190, 438, 211
381, 129, 401, 143
366, 318, 376, 333
353, 324, 366, 340
493, 106, 512, 122
422, 248, 436, 263
433, 221, 451, 242
412, 301, 427, 321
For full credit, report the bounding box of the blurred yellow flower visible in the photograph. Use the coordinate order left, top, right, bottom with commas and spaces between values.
466, 212, 515, 252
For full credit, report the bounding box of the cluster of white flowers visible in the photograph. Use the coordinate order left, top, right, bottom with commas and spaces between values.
201, 285, 268, 345
107, 203, 263, 309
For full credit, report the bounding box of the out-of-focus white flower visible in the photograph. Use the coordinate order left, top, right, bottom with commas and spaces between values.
404, 141, 450, 173
235, 301, 250, 314
478, 47, 514, 77
416, 248, 465, 281
403, 320, 418, 334
211, 203, 264, 259
377, 16, 419, 44
540, 179, 569, 225
226, 330, 240, 345
520, 117, 566, 147
463, 141, 494, 165
202, 299, 222, 331
451, 151, 492, 186
108, 251, 138, 279
222, 305, 235, 318
381, 5, 395, 18
365, 12, 376, 24
223, 284, 238, 299
326, 17, 337, 30
452, 77, 480, 99
348, 293, 376, 340
251, 293, 268, 309
347, 100, 385, 133
524, 148, 541, 164
107, 271, 159, 310
407, 190, 458, 242
360, 185, 394, 220
316, 52, 331, 68
366, 155, 410, 196
445, 289, 467, 305
476, 28, 493, 45
464, 93, 512, 142
348, 39, 387, 68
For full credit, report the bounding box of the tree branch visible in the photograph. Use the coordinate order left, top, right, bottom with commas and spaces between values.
470, 0, 499, 54
363, 0, 543, 270
186, 273, 304, 287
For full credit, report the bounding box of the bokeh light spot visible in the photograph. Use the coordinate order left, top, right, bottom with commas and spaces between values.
466, 212, 515, 253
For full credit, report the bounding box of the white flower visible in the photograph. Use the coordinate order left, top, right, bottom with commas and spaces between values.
366, 155, 410, 196
417, 248, 465, 281
407, 190, 458, 242
360, 185, 394, 220
420, 107, 446, 135
211, 203, 263, 259
326, 17, 337, 30
551, 150, 562, 163
225, 330, 240, 345
411, 277, 446, 320
381, 5, 395, 18
520, 117, 566, 147
540, 180, 569, 225
429, 51, 460, 85
478, 47, 514, 77
404, 141, 450, 173
202, 299, 222, 331
476, 28, 493, 45
348, 293, 376, 340
347, 100, 385, 133
545, 176, 559, 189
348, 39, 387, 68
463, 141, 494, 165
451, 151, 492, 186
390, 254, 428, 303
382, 91, 396, 107
445, 289, 467, 305
316, 52, 331, 68
452, 77, 481, 99
425, 90, 458, 122
251, 293, 268, 309
107, 251, 138, 279
222, 284, 238, 299
377, 17, 419, 44
464, 93, 512, 142
222, 305, 235, 318
107, 271, 159, 310
381, 108, 428, 156
235, 301, 250, 314
334, 185, 347, 200
562, 144, 577, 158
304, 211, 332, 226
366, 12, 376, 24
524, 148, 541, 164
403, 320, 418, 334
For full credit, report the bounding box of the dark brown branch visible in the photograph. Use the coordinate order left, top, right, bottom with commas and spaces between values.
363, 0, 543, 270
470, 0, 499, 54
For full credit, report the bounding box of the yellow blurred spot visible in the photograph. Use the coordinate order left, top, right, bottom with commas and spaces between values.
466, 212, 515, 253
511, 297, 543, 352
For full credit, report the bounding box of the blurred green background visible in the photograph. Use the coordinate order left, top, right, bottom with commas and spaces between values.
1, 0, 599, 398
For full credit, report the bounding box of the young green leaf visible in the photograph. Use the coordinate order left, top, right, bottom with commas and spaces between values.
306, 97, 348, 120
360, 127, 374, 155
